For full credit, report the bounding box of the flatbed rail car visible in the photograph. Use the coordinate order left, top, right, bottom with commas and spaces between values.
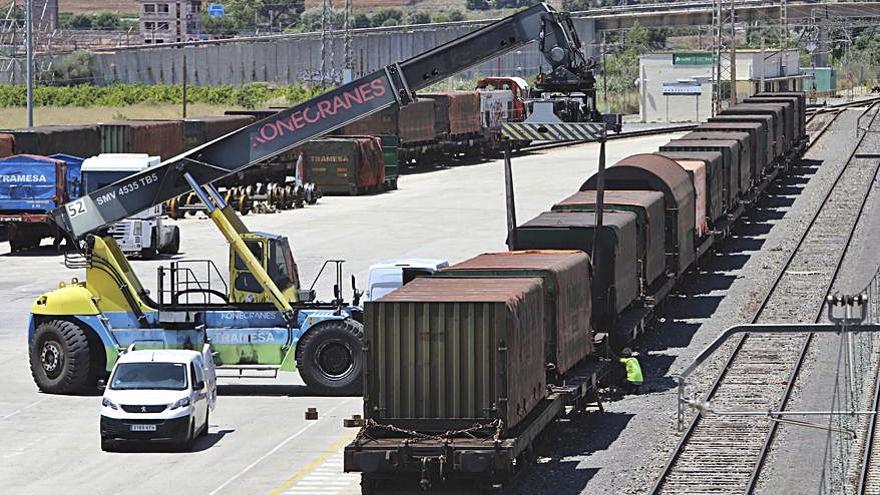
346, 353, 610, 494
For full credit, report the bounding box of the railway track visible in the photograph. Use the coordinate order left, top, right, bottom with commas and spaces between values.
650, 102, 880, 494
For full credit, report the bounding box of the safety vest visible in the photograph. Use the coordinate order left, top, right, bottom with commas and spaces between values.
619, 357, 643, 384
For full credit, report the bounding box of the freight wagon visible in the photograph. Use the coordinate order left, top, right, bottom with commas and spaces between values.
345, 92, 809, 493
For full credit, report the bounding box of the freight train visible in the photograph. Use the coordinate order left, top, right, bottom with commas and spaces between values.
344, 92, 808, 494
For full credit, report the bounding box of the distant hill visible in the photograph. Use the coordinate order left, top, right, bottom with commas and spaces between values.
59, 0, 139, 14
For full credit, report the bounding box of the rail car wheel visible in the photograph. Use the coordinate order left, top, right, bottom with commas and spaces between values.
29, 320, 92, 394
296, 319, 364, 396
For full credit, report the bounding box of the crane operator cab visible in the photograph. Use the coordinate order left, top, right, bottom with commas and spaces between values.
29, 185, 365, 398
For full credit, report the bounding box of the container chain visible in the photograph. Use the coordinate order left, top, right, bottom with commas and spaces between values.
354, 418, 504, 445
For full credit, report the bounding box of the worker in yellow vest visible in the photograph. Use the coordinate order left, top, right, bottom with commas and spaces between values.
619, 348, 643, 394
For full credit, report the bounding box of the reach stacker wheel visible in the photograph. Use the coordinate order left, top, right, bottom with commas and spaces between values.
296, 319, 364, 396
29, 320, 92, 394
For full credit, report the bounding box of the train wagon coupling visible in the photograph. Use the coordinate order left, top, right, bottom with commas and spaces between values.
674, 293, 878, 434
27, 2, 616, 397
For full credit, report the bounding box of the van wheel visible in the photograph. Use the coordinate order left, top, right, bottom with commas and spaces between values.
29, 320, 92, 394
200, 410, 210, 437
100, 436, 116, 452
296, 319, 364, 396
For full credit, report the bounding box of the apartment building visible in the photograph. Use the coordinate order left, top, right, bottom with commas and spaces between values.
139, 0, 201, 44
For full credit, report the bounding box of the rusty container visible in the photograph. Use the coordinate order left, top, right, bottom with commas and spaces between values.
365, 277, 547, 432
100, 120, 184, 160
435, 250, 593, 375
183, 115, 256, 150
755, 92, 806, 140
720, 105, 785, 156
421, 92, 482, 137
339, 100, 436, 145
674, 160, 709, 237
513, 210, 639, 331
657, 151, 725, 225
4, 125, 100, 159
741, 99, 795, 154
581, 153, 696, 276
299, 137, 384, 194
696, 122, 767, 181
553, 190, 665, 290
682, 131, 752, 195
707, 115, 776, 173
0, 134, 12, 158
660, 139, 740, 209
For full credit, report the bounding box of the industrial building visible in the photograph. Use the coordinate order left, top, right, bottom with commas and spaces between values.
139, 0, 202, 44
638, 49, 804, 123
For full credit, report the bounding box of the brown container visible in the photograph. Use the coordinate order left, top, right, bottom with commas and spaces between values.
657, 151, 725, 224
581, 153, 696, 276
0, 134, 13, 158
183, 115, 255, 149
366, 277, 547, 432
513, 210, 640, 330
436, 250, 593, 375
660, 139, 741, 208
554, 190, 666, 289
682, 131, 752, 195
4, 125, 100, 158
709, 114, 777, 169
339, 100, 436, 145
100, 120, 184, 160
421, 92, 482, 137
675, 160, 709, 237
721, 105, 786, 155
298, 137, 384, 194
696, 122, 767, 180
755, 92, 806, 140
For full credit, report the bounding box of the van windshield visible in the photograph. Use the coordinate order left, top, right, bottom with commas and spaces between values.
110, 362, 188, 390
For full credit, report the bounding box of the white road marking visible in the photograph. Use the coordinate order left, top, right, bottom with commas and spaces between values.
1, 397, 49, 420
207, 401, 351, 495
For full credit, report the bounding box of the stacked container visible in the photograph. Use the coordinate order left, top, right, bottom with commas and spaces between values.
339, 100, 436, 145
100, 120, 185, 160
435, 250, 593, 376
2, 125, 100, 159
299, 137, 385, 195
365, 277, 547, 432
182, 115, 256, 150
420, 92, 483, 138
513, 210, 639, 329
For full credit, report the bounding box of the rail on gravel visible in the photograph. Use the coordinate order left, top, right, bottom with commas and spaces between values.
651, 102, 880, 495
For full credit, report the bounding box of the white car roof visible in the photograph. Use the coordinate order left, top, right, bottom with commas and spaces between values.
369, 259, 449, 271
82, 154, 161, 172
116, 349, 200, 365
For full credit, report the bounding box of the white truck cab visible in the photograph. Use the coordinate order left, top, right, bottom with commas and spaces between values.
365, 259, 449, 301
81, 154, 180, 257
99, 345, 216, 451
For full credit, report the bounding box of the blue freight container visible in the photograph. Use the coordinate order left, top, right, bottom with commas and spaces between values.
0, 155, 67, 212
49, 153, 84, 199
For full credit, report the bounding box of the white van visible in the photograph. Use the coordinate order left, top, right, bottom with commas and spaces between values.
99, 345, 216, 451
365, 259, 449, 301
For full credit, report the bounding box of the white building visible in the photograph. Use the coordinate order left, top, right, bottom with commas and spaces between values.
638, 49, 803, 123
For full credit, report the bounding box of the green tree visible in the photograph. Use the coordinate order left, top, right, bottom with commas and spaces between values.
69, 13, 93, 29
407, 12, 431, 25
370, 8, 402, 27
465, 0, 491, 10
352, 12, 370, 28
93, 12, 120, 30
447, 10, 465, 22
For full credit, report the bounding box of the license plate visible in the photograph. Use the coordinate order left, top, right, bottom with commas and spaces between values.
130, 424, 157, 432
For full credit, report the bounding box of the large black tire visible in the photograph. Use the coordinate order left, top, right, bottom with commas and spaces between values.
296, 319, 364, 396
159, 225, 180, 255
29, 320, 92, 394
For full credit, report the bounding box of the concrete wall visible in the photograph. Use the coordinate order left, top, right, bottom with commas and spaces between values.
0, 18, 598, 86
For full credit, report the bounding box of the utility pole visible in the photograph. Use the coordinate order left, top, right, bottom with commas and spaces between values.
25, 0, 34, 127
602, 30, 609, 114
182, 43, 188, 118
344, 0, 352, 82
320, 0, 328, 83
728, 0, 736, 106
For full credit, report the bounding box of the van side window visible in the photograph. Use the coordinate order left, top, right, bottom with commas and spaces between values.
191, 361, 204, 386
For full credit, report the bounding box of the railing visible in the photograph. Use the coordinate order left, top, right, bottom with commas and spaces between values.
157, 260, 228, 306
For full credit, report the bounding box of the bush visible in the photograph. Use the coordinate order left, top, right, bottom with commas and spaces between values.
0, 82, 327, 109
407, 12, 431, 25
447, 10, 465, 22
370, 8, 402, 27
